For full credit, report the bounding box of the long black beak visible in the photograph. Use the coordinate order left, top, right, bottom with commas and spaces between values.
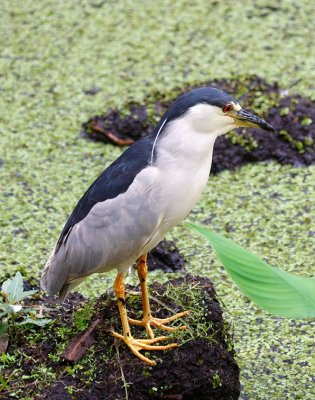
235, 108, 275, 131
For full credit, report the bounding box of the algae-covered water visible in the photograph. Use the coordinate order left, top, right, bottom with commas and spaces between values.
1, 1, 314, 398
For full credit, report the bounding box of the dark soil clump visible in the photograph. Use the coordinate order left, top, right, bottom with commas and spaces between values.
82, 105, 154, 146
147, 239, 185, 273
1, 276, 240, 400
82, 77, 315, 172
212, 95, 315, 172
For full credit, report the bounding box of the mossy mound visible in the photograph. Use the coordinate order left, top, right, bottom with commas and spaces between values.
1, 276, 239, 400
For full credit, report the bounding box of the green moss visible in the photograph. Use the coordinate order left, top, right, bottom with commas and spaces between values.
279, 129, 293, 142
73, 300, 96, 332
301, 117, 313, 126
227, 130, 258, 152
295, 140, 304, 152
212, 371, 222, 389
304, 137, 313, 146
161, 281, 219, 344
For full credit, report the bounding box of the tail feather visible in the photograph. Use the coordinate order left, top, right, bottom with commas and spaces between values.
41, 247, 69, 300
41, 247, 85, 302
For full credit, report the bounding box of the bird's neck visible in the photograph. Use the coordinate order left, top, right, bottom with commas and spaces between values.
149, 120, 218, 234
154, 119, 218, 174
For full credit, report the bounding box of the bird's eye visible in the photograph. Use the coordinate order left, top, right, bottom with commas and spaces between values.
222, 104, 233, 113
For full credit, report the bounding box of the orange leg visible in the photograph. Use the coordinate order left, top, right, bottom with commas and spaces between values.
128, 255, 189, 339
111, 272, 177, 366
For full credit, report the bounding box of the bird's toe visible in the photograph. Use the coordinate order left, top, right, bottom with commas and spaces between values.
111, 331, 177, 365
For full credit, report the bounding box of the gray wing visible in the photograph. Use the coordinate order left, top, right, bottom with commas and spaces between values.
41, 166, 161, 299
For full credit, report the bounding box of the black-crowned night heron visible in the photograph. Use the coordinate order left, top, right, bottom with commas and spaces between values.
41, 87, 274, 365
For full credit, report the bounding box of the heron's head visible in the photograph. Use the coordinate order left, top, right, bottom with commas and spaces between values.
162, 87, 274, 138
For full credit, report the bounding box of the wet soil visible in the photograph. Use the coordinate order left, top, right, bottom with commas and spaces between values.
147, 239, 185, 273
2, 276, 240, 400
82, 77, 315, 172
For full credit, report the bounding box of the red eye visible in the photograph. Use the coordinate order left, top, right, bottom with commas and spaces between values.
223, 104, 232, 113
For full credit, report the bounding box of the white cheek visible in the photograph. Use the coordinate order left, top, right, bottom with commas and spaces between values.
187, 104, 235, 135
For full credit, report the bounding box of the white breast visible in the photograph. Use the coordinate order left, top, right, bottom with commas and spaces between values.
141, 114, 218, 253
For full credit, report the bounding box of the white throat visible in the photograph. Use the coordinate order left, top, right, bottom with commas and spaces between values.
155, 116, 223, 171
153, 115, 217, 211
152, 103, 235, 170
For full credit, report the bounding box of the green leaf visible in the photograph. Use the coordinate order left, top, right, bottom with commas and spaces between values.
0, 374, 9, 389
8, 304, 22, 313
188, 223, 315, 319
1, 280, 11, 295
0, 324, 8, 336
1, 273, 37, 303
0, 303, 8, 314
1, 272, 24, 303
14, 290, 37, 302
18, 318, 51, 327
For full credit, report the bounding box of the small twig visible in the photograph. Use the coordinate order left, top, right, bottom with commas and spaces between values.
148, 295, 179, 313
115, 341, 129, 400
0, 333, 9, 353
62, 318, 101, 362
0, 381, 37, 394
125, 290, 176, 314
90, 124, 134, 146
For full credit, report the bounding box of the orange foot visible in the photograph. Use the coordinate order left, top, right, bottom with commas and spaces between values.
128, 310, 190, 339
111, 332, 177, 365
